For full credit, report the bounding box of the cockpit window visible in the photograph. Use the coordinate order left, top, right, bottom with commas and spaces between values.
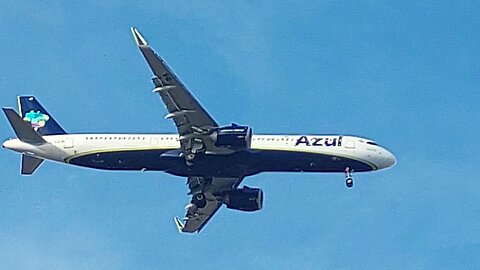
366, 141, 378, 146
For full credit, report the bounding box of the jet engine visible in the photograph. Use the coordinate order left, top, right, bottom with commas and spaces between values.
212, 124, 252, 150
223, 187, 263, 212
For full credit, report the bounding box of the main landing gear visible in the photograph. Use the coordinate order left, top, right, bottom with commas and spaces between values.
345, 167, 353, 188
188, 177, 209, 208
184, 138, 205, 166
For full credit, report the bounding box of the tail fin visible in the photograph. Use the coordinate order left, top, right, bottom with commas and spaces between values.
18, 96, 66, 135
22, 154, 44, 175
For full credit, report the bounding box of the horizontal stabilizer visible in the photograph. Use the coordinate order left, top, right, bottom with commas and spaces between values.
2, 108, 46, 145
22, 155, 44, 175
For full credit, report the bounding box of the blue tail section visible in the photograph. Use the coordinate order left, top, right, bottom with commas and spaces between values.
18, 96, 66, 135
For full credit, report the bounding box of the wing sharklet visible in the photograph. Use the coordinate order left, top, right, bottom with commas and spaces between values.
130, 27, 148, 46
174, 217, 186, 233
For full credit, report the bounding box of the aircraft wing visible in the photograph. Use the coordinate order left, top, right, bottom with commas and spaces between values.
131, 27, 218, 138
175, 176, 244, 233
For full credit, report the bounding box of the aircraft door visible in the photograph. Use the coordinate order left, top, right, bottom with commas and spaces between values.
63, 136, 74, 149
150, 136, 159, 145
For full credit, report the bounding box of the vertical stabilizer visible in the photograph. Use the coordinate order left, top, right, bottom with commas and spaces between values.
21, 155, 44, 175
18, 96, 66, 135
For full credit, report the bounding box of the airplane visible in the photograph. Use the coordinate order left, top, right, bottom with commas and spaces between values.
2, 27, 396, 233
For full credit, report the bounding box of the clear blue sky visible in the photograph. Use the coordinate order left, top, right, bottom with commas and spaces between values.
1, 1, 479, 269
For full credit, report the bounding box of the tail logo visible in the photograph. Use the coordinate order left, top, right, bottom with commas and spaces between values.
23, 110, 50, 130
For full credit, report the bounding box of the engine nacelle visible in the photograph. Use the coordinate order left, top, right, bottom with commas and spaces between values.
223, 187, 263, 212
213, 124, 252, 150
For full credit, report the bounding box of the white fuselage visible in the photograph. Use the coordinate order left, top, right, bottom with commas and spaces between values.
3, 134, 396, 171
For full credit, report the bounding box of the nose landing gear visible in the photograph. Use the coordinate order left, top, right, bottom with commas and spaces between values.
345, 167, 353, 188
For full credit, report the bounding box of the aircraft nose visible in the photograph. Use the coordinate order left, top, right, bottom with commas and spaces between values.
379, 148, 396, 169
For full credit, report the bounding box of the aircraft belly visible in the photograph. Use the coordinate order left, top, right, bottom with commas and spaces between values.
67, 148, 374, 175
248, 150, 375, 173
68, 149, 176, 171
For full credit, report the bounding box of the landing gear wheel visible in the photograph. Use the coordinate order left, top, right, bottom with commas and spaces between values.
195, 193, 204, 201
185, 153, 195, 167
345, 167, 354, 188
346, 177, 353, 188
192, 193, 206, 208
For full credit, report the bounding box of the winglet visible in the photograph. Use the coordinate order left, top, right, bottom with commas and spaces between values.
131, 27, 148, 46
174, 217, 185, 233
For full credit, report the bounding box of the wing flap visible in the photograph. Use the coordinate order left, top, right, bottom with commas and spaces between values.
181, 199, 222, 233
